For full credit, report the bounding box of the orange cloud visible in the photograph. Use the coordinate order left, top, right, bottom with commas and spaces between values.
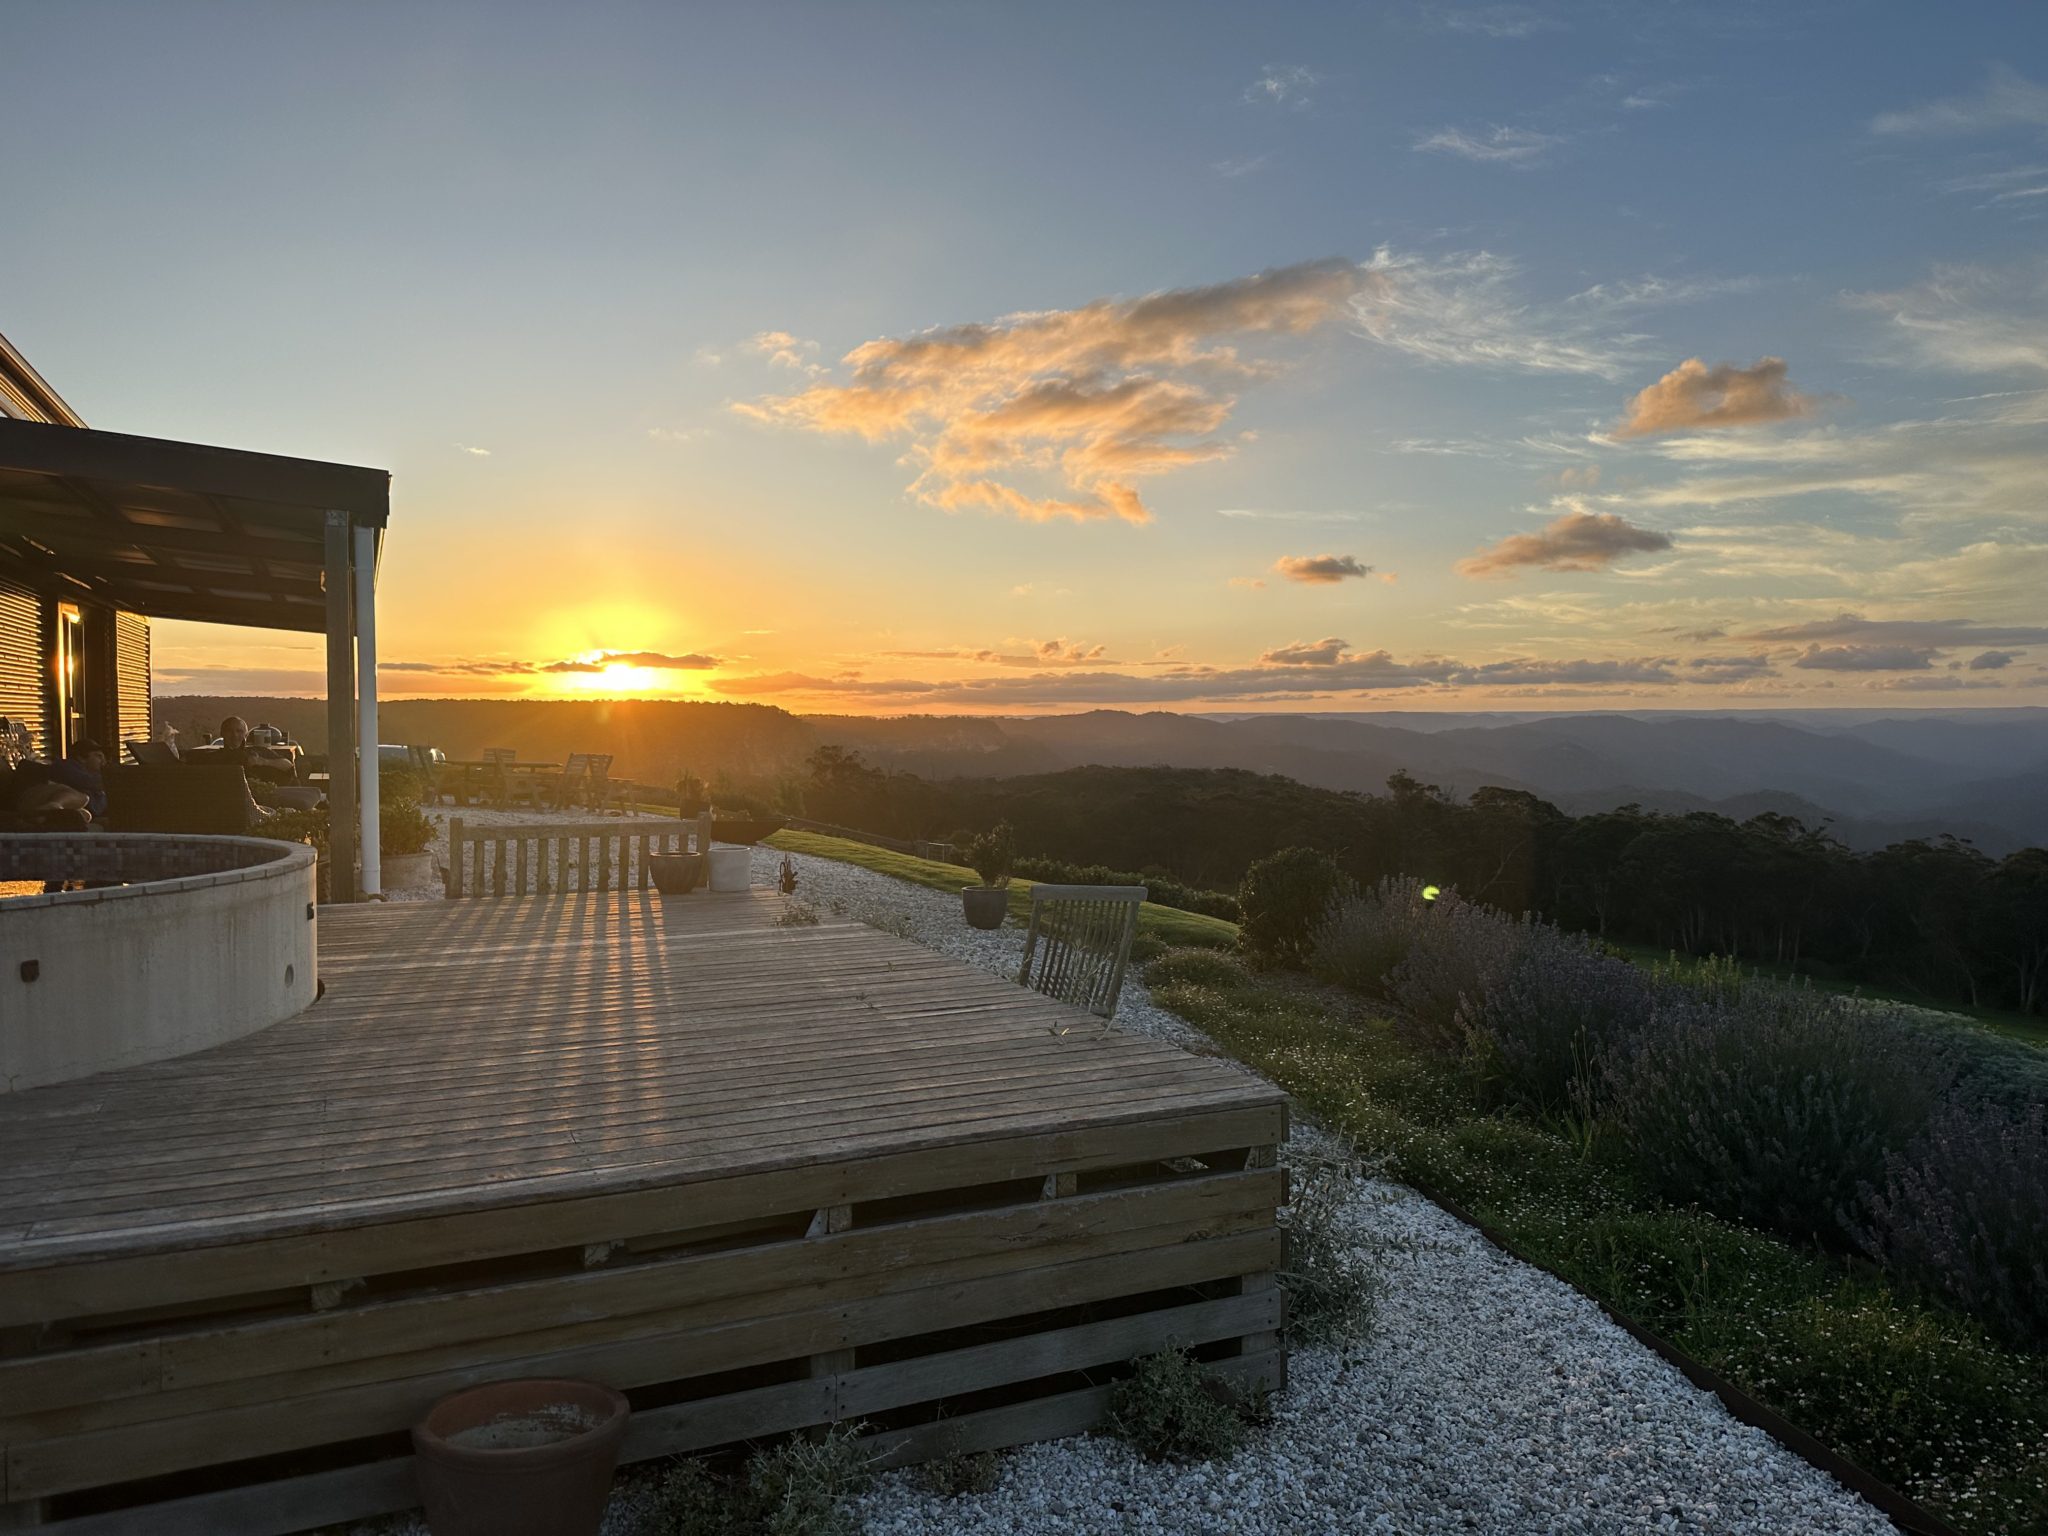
1274, 553, 1374, 583
1614, 356, 1817, 437
736, 260, 1362, 524
1458, 510, 1672, 577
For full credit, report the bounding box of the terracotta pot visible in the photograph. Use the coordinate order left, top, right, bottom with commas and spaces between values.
646, 851, 705, 895
961, 885, 1008, 930
412, 1378, 628, 1536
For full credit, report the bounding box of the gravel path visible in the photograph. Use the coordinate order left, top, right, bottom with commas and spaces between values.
349, 833, 1894, 1536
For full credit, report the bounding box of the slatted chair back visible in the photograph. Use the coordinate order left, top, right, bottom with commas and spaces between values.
481, 747, 517, 765
1017, 882, 1147, 1020
585, 752, 617, 813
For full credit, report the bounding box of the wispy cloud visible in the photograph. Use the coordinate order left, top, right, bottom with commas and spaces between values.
1791, 643, 1938, 672
1273, 553, 1375, 584
1614, 356, 1818, 437
1413, 125, 1560, 165
737, 259, 1362, 524
1244, 65, 1316, 109
1871, 66, 2048, 136
1741, 614, 2048, 648
1351, 246, 1654, 379
1213, 154, 1269, 178
454, 443, 491, 457
1848, 261, 2048, 376
1219, 507, 1365, 522
1458, 506, 1673, 578
746, 330, 825, 375
1421, 3, 1562, 40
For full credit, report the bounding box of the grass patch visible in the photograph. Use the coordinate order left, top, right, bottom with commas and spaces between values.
1609, 940, 2048, 1050
765, 828, 1238, 949
1146, 947, 2048, 1536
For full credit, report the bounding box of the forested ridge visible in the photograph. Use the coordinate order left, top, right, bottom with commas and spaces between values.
792, 749, 2048, 1018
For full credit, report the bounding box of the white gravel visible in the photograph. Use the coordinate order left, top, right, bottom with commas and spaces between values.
346, 836, 1894, 1536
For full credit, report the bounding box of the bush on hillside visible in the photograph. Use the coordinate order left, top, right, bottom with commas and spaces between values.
1458, 925, 1653, 1118
1237, 847, 1351, 969
1861, 1100, 2048, 1353
1384, 896, 1530, 1057
1611, 985, 1954, 1252
1307, 876, 1432, 995
1012, 855, 1239, 921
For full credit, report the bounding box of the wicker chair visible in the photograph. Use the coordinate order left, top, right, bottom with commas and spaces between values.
1017, 883, 1146, 1021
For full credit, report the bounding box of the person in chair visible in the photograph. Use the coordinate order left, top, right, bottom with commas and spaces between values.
219, 716, 324, 813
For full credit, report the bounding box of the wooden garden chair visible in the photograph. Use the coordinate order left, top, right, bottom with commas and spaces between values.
584, 753, 617, 815
1017, 883, 1147, 1021
480, 747, 517, 808
553, 752, 593, 810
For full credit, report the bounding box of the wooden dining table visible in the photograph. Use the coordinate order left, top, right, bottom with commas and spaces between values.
441, 759, 563, 807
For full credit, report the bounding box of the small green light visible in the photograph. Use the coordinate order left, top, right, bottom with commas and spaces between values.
1421, 884, 1441, 902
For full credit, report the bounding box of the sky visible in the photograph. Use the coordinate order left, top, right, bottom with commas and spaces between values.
3, 0, 2046, 713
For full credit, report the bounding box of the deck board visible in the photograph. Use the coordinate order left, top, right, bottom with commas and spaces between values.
0, 890, 1275, 1264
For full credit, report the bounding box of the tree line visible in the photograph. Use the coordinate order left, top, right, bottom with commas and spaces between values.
784, 748, 2048, 1018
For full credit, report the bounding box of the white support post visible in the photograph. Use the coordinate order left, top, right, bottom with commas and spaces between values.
353, 521, 380, 899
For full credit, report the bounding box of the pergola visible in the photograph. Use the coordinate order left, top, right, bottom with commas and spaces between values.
0, 415, 390, 900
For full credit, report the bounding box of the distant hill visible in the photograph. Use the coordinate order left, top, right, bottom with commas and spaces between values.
153, 697, 2048, 854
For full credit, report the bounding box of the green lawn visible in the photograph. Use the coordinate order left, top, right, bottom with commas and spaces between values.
1608, 940, 2048, 1049
763, 828, 1239, 949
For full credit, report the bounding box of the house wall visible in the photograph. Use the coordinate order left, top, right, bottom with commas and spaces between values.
0, 568, 150, 758
0, 571, 52, 754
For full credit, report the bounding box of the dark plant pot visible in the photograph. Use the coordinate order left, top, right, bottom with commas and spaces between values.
676, 799, 707, 819
646, 851, 705, 895
412, 1378, 629, 1536
709, 816, 788, 847
962, 885, 1008, 930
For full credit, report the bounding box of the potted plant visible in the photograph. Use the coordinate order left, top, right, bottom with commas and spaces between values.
381, 795, 438, 890
675, 770, 708, 819
961, 822, 1014, 930
412, 1377, 629, 1536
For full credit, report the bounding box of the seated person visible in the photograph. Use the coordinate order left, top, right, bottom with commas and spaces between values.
49, 738, 109, 821
1, 758, 91, 831
218, 716, 323, 813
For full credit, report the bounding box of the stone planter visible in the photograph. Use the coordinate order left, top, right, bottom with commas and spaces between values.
646, 851, 705, 895
707, 846, 751, 892
961, 885, 1008, 930
412, 1377, 629, 1536
382, 850, 436, 890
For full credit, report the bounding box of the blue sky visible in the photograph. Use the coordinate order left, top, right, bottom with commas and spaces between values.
4, 1, 2045, 709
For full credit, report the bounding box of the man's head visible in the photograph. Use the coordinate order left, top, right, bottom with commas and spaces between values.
220, 716, 248, 748
67, 738, 106, 772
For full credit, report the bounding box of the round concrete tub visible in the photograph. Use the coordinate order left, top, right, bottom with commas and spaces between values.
2, 832, 319, 1093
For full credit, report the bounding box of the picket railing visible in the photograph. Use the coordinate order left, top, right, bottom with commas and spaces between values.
445, 816, 707, 898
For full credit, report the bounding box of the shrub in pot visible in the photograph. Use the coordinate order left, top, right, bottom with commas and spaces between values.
961, 822, 1015, 929
380, 795, 438, 890
675, 769, 708, 818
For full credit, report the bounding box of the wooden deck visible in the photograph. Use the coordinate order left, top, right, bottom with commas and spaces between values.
0, 890, 1286, 1533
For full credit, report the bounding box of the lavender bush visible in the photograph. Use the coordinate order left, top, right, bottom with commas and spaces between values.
1384, 895, 1530, 1056
1611, 985, 1955, 1252
1457, 925, 1653, 1118
1861, 1101, 2048, 1352
1307, 876, 1432, 996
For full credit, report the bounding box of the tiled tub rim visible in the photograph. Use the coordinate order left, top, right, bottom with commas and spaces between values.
0, 832, 316, 911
